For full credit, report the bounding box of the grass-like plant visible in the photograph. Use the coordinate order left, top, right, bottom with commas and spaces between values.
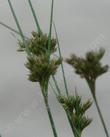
0, 0, 109, 137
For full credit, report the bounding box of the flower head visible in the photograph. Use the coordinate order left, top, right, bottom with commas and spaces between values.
25, 54, 62, 84
66, 48, 108, 80
66, 48, 109, 96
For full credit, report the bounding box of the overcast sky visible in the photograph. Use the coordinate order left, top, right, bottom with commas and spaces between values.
0, 0, 110, 137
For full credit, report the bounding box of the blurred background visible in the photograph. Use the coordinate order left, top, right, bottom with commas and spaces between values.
0, 0, 110, 137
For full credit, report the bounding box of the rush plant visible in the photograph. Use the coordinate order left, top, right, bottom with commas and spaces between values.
0, 0, 109, 137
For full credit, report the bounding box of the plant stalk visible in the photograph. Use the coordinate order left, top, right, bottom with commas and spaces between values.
28, 0, 42, 36
47, 0, 54, 60
52, 76, 61, 95
94, 96, 109, 137
87, 79, 109, 137
53, 22, 69, 96
8, 0, 30, 55
66, 111, 81, 137
40, 82, 58, 137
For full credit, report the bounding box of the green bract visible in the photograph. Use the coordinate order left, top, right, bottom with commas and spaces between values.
57, 95, 92, 134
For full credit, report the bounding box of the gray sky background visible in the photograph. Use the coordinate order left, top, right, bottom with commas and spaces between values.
0, 0, 110, 137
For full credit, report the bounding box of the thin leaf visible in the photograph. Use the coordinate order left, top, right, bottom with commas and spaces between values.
0, 21, 28, 39
8, 0, 30, 55
0, 21, 20, 35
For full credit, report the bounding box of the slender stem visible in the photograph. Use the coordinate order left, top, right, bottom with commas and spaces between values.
44, 98, 58, 137
66, 112, 81, 137
49, 81, 58, 96
0, 21, 20, 35
28, 0, 42, 35
87, 79, 109, 137
94, 96, 109, 137
8, 0, 24, 41
47, 0, 54, 60
65, 111, 76, 136
41, 82, 58, 137
53, 22, 69, 96
0, 21, 28, 39
52, 76, 61, 95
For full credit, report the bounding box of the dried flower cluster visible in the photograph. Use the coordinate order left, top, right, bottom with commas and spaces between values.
18, 32, 62, 88
18, 32, 56, 54
57, 94, 92, 134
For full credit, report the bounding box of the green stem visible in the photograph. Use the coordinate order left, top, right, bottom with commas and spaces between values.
8, 0, 24, 41
0, 22, 28, 39
94, 96, 109, 137
53, 22, 69, 96
40, 82, 58, 137
28, 0, 42, 35
47, 0, 54, 60
49, 81, 58, 96
65, 111, 76, 136
44, 98, 58, 137
52, 76, 61, 95
67, 112, 81, 137
75, 132, 81, 137
7, 0, 30, 56
87, 79, 109, 137
0, 21, 20, 35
